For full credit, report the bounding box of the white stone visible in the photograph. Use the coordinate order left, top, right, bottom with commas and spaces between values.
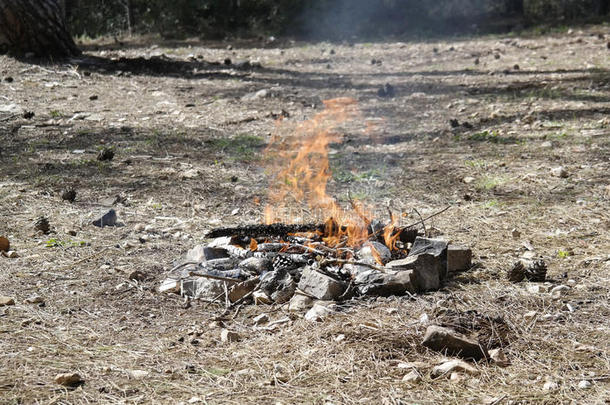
253, 291, 272, 304
253, 314, 269, 325
220, 329, 240, 343
551, 285, 570, 299
288, 294, 313, 312
578, 380, 592, 389
551, 166, 568, 178
543, 380, 559, 391
489, 348, 509, 367
159, 278, 180, 293
402, 370, 421, 383
524, 311, 537, 321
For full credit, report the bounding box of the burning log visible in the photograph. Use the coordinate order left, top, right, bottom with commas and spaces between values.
205, 222, 325, 239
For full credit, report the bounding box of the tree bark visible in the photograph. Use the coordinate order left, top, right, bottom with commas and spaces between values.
0, 0, 80, 57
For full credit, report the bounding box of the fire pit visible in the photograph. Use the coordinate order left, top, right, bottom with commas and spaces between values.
160, 98, 472, 315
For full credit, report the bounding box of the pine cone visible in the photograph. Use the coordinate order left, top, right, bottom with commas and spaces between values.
34, 216, 50, 233
507, 261, 526, 282
525, 260, 547, 282
272, 254, 295, 272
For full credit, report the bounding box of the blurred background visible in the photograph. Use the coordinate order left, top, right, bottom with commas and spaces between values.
65, 0, 610, 41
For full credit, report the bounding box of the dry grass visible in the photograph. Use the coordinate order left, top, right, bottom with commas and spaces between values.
1, 25, 610, 404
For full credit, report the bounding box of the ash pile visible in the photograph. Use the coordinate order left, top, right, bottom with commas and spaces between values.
160, 219, 472, 316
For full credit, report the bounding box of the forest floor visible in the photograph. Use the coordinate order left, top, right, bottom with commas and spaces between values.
0, 25, 609, 404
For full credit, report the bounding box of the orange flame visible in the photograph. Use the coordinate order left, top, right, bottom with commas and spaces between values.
383, 212, 400, 251
264, 97, 392, 248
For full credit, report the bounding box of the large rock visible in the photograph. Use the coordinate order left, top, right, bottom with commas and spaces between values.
387, 254, 443, 292
298, 266, 346, 300
409, 237, 448, 280
422, 325, 488, 360
355, 270, 415, 296
447, 245, 472, 272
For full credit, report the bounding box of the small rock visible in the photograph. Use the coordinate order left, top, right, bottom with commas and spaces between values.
288, 294, 313, 312
0, 296, 15, 306
523, 310, 537, 321
4, 251, 18, 258
422, 325, 488, 360
488, 348, 509, 367
526, 284, 547, 294
304, 301, 335, 322
252, 313, 269, 325
54, 372, 83, 386
431, 360, 478, 378
354, 270, 415, 296
159, 278, 180, 293
128, 369, 149, 379
550, 284, 570, 299
578, 380, 592, 389
449, 372, 462, 382
241, 89, 269, 101
92, 209, 117, 227
541, 141, 553, 148
0, 236, 9, 252
297, 266, 346, 300
511, 228, 521, 239
61, 189, 76, 202
402, 370, 421, 383
551, 166, 568, 178
25, 295, 44, 304
462, 176, 475, 184
134, 223, 146, 232
220, 329, 240, 343
543, 380, 559, 391
447, 245, 472, 272
252, 290, 272, 304
89, 95, 98, 101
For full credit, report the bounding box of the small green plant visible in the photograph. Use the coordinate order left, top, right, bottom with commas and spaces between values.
49, 110, 63, 118
557, 249, 572, 259
207, 134, 264, 161
468, 130, 517, 144
45, 238, 88, 248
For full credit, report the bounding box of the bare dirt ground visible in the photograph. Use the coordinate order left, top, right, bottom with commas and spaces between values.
1, 25, 609, 404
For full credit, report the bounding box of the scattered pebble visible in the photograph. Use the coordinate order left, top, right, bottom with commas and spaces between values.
431, 359, 478, 378
25, 295, 44, 304
578, 380, 592, 389
551, 166, 568, 178
0, 296, 15, 306
252, 313, 269, 325
402, 370, 421, 383
489, 348, 509, 367
543, 380, 559, 391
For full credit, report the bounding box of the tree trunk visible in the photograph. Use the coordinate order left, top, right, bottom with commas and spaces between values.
0, 0, 80, 57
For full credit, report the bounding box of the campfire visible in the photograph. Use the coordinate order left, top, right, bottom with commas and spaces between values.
160, 98, 471, 316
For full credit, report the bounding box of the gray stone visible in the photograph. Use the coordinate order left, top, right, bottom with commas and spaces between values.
252, 313, 269, 325
422, 325, 488, 360
342, 263, 371, 278
355, 270, 415, 297
0, 296, 15, 306
181, 278, 225, 300
297, 266, 346, 300
447, 245, 472, 272
408, 237, 448, 280
238, 257, 272, 274
289, 294, 314, 312
358, 241, 392, 265
388, 253, 443, 292
92, 209, 117, 227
